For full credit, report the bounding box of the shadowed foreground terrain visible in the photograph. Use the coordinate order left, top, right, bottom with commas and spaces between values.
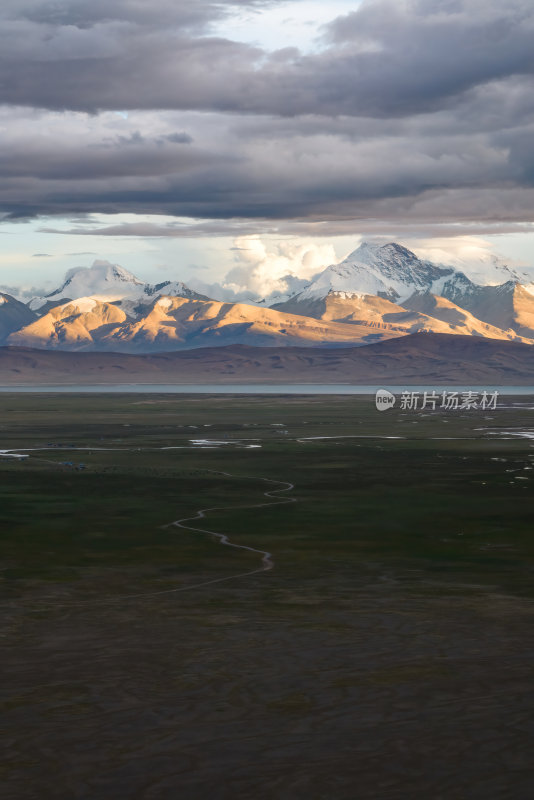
2, 393, 534, 798
2, 332, 534, 384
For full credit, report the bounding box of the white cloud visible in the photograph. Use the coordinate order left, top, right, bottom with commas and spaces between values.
408, 236, 497, 268
186, 235, 337, 302
408, 235, 534, 284
221, 235, 335, 300
0, 282, 48, 300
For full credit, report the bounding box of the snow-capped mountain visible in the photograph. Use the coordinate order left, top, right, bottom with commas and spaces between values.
278, 242, 455, 306
271, 241, 534, 341
448, 252, 534, 288
272, 240, 534, 309
9, 290, 534, 352
4, 243, 534, 353
435, 278, 534, 336
28, 260, 207, 313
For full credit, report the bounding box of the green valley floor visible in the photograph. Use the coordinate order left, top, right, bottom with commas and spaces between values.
2, 393, 534, 799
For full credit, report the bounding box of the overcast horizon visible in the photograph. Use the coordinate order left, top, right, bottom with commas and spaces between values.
1, 0, 534, 299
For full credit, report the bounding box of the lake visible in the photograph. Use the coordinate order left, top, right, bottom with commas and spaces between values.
1, 384, 534, 394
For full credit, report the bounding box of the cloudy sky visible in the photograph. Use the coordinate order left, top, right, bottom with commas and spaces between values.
1, 0, 534, 299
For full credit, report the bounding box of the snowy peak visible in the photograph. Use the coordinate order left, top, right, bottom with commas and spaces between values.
146, 280, 207, 301
449, 252, 534, 287
434, 277, 534, 334
62, 261, 143, 288
28, 261, 207, 312
353, 242, 452, 284
355, 241, 420, 271
10, 243, 534, 352
52, 261, 144, 299
272, 240, 534, 340
29, 261, 145, 310
293, 241, 454, 305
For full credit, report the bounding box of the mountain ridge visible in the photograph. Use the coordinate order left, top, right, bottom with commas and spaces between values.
4, 244, 534, 352
28, 260, 208, 313
1, 333, 534, 385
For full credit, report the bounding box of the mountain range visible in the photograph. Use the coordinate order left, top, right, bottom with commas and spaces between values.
2, 334, 534, 385
2, 242, 534, 353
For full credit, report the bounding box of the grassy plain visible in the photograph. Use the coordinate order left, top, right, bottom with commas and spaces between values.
2, 393, 534, 799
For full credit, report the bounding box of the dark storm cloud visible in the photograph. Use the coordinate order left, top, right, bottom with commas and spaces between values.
41, 220, 534, 239
163, 133, 194, 144
321, 0, 534, 116
1, 0, 274, 31
0, 0, 534, 228
0, 0, 532, 116
1, 104, 534, 224
0, 129, 208, 180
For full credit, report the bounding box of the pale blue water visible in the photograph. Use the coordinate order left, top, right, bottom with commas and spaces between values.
0, 384, 534, 394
